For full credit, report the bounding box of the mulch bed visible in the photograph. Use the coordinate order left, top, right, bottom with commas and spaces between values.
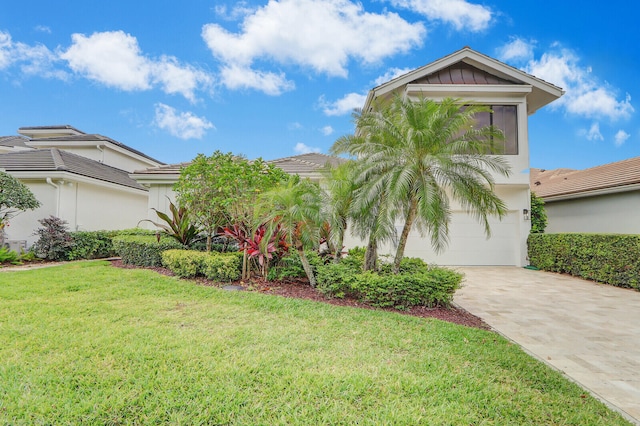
111, 260, 490, 330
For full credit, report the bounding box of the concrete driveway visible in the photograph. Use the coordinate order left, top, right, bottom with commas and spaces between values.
454, 266, 640, 425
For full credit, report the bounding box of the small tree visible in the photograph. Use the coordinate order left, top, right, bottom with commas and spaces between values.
32, 216, 74, 260
258, 177, 324, 287
530, 191, 548, 234
0, 171, 41, 246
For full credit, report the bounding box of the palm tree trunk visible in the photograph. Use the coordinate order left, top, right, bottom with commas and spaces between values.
333, 217, 347, 263
393, 198, 417, 274
296, 241, 317, 287
364, 235, 378, 271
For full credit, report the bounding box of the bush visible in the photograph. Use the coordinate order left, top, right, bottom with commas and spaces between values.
528, 233, 640, 290
200, 252, 242, 282
316, 258, 463, 310
315, 262, 360, 298
67, 231, 117, 260
161, 249, 242, 282
0, 247, 21, 265
267, 251, 322, 281
32, 216, 74, 261
112, 235, 183, 267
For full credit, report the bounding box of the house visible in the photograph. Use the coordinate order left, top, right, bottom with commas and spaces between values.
340, 47, 563, 266
130, 153, 344, 226
531, 157, 640, 234
0, 126, 164, 247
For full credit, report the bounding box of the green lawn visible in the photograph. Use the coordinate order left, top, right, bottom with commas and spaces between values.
0, 261, 630, 425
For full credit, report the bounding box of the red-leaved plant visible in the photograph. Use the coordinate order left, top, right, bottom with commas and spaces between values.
223, 223, 289, 279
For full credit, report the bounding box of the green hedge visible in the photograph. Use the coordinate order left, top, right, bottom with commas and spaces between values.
528, 233, 640, 290
316, 257, 463, 309
112, 235, 184, 267
67, 231, 118, 260
161, 249, 242, 282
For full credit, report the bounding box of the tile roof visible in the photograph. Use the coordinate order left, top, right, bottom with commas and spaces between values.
0, 148, 146, 191
0, 136, 30, 148
19, 124, 85, 134
531, 156, 640, 199
132, 153, 346, 178
132, 162, 191, 175
26, 133, 164, 165
267, 153, 346, 175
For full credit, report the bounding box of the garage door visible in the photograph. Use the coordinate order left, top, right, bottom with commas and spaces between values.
401, 211, 519, 266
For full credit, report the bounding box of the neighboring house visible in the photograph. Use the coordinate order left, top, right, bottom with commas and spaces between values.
130, 153, 344, 226
0, 125, 164, 247
531, 157, 640, 234
341, 47, 563, 266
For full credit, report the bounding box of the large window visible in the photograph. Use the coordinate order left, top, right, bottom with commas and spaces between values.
473, 105, 518, 155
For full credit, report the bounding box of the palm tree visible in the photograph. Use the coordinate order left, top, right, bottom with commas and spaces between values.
258, 177, 324, 287
333, 96, 510, 273
321, 161, 358, 262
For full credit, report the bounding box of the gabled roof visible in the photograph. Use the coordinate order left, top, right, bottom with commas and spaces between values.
531, 157, 640, 201
365, 47, 564, 115
0, 148, 146, 191
25, 133, 164, 166
267, 153, 346, 176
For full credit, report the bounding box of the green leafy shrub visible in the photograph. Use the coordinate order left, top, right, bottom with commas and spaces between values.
267, 250, 322, 281
68, 231, 117, 260
112, 235, 183, 267
161, 249, 242, 282
200, 252, 242, 282
528, 233, 640, 290
338, 246, 365, 271
352, 267, 462, 310
32, 216, 74, 261
0, 247, 21, 265
316, 257, 462, 309
315, 262, 360, 298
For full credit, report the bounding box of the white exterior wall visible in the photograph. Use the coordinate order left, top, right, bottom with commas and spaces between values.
343, 185, 531, 266
139, 183, 178, 229
545, 192, 640, 234
3, 177, 148, 248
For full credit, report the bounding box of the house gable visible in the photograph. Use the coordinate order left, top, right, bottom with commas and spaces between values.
366, 47, 563, 115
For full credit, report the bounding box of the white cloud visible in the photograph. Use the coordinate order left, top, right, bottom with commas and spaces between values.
61, 31, 211, 101
154, 103, 214, 139
320, 92, 367, 116
35, 25, 52, 34
294, 142, 321, 154
321, 125, 334, 136
581, 122, 603, 141
524, 46, 634, 121
373, 67, 413, 87
288, 122, 303, 130
219, 63, 294, 95
202, 0, 424, 94
0, 30, 65, 78
386, 0, 493, 31
614, 130, 630, 147
497, 37, 535, 62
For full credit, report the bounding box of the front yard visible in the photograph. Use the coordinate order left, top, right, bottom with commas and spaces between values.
0, 261, 630, 424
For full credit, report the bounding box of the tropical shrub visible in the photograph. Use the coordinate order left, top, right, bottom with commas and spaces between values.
112, 235, 183, 267
267, 251, 322, 281
32, 216, 74, 261
139, 199, 201, 247
67, 231, 117, 260
161, 249, 242, 282
0, 171, 41, 246
316, 256, 463, 310
528, 233, 640, 290
351, 268, 462, 309
0, 246, 21, 265
530, 192, 547, 234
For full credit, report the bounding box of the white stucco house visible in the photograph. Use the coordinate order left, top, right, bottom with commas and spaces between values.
340, 47, 563, 266
531, 157, 640, 234
0, 125, 164, 248
133, 48, 563, 267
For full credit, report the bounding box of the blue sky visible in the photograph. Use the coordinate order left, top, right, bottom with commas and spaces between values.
1, 0, 636, 170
